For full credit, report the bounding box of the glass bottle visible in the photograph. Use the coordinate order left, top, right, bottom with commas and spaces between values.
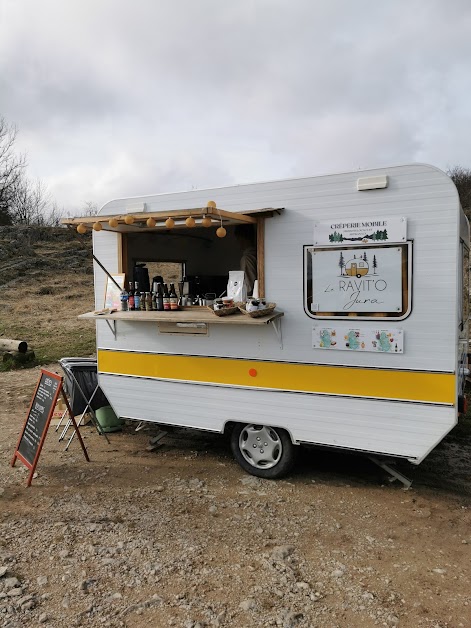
169, 284, 178, 310
128, 281, 135, 311
156, 283, 164, 311
133, 282, 140, 310
163, 284, 170, 311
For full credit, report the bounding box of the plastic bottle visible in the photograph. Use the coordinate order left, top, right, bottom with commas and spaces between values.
120, 289, 129, 311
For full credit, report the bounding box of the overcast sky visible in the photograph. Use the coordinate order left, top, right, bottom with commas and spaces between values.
1, 0, 471, 213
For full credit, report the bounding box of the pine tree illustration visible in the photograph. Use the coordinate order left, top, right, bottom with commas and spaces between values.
373, 255, 378, 274
338, 251, 345, 275
363, 252, 368, 262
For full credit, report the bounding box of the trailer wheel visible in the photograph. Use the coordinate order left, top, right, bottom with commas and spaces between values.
230, 424, 296, 479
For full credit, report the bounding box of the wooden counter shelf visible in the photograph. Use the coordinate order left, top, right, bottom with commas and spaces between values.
78, 308, 284, 346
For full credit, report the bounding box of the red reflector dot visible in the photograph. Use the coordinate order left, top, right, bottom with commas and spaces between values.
248, 368, 257, 377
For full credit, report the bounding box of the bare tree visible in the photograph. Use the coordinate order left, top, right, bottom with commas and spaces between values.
0, 117, 26, 225
10, 175, 51, 225
448, 166, 471, 219
44, 202, 64, 227
82, 201, 98, 216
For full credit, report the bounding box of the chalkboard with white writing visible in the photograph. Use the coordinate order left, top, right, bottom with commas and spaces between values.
12, 368, 89, 487
17, 372, 60, 466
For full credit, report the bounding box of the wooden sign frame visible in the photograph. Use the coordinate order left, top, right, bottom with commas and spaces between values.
11, 369, 89, 487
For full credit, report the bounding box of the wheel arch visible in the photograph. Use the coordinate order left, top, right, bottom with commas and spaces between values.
223, 420, 298, 445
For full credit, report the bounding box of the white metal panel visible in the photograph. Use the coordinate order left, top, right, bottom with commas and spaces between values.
99, 373, 455, 463
95, 164, 460, 373
92, 231, 121, 310
91, 164, 462, 463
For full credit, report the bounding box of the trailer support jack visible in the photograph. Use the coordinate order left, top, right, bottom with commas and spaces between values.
369, 457, 412, 489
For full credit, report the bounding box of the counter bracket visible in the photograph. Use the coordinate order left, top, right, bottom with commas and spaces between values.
271, 317, 283, 349
105, 319, 117, 340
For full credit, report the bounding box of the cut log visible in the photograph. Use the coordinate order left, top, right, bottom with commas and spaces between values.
2, 350, 35, 364
0, 339, 28, 354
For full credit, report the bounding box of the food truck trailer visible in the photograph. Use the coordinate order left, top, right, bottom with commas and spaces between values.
64, 163, 469, 484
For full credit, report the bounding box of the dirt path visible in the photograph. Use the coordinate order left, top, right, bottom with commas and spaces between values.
1, 366, 470, 628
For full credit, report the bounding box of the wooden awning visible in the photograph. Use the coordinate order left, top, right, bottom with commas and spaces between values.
62, 206, 283, 233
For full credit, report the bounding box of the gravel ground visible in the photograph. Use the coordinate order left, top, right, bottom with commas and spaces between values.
1, 366, 470, 628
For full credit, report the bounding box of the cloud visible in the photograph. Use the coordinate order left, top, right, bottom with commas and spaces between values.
1, 0, 471, 211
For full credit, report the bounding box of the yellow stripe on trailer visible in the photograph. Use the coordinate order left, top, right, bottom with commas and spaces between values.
97, 350, 455, 405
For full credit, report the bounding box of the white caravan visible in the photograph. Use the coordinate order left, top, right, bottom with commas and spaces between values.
66, 164, 469, 485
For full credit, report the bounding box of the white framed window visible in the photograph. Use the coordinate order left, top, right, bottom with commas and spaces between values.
303, 243, 412, 321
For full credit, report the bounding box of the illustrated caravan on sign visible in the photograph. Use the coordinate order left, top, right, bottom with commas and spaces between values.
345, 255, 369, 278
339, 252, 375, 278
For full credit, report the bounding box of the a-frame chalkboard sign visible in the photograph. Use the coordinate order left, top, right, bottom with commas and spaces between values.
11, 369, 89, 486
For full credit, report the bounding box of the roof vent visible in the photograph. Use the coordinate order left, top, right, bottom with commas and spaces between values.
126, 202, 146, 213
357, 175, 388, 191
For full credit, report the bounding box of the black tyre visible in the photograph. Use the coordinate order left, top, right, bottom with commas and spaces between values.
230, 423, 297, 479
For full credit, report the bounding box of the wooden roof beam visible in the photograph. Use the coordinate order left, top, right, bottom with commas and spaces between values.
61, 207, 259, 226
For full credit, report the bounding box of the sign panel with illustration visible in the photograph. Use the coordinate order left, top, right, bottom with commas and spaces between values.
313, 216, 406, 246
312, 326, 404, 353
104, 274, 125, 310
310, 246, 403, 314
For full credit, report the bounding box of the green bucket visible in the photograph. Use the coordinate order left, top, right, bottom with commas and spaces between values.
95, 405, 124, 433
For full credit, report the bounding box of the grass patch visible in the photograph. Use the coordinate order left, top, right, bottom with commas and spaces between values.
0, 271, 96, 369
36, 286, 57, 295
0, 319, 96, 366
0, 359, 38, 373
34, 328, 96, 363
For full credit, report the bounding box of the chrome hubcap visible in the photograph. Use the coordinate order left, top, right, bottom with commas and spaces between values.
239, 425, 282, 469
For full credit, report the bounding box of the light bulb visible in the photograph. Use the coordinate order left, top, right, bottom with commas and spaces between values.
216, 226, 226, 238
202, 215, 212, 228
77, 223, 87, 234
92, 222, 102, 231
165, 217, 175, 229
108, 218, 119, 228
124, 215, 135, 225
185, 216, 196, 228
207, 200, 217, 208
146, 217, 156, 228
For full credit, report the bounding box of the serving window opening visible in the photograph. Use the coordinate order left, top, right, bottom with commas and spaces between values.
122, 223, 260, 301
63, 205, 283, 303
